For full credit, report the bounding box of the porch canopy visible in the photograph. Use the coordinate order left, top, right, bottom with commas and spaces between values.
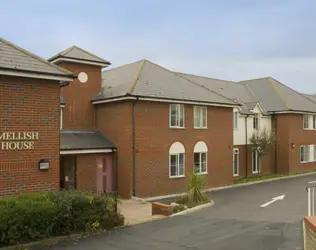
60, 130, 116, 154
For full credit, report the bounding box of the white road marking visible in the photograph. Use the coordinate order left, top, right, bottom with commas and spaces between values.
308, 181, 316, 184
260, 195, 285, 208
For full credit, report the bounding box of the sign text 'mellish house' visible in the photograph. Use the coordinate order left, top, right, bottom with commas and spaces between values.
0, 132, 39, 150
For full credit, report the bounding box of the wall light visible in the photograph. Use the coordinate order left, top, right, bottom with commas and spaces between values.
39, 159, 50, 170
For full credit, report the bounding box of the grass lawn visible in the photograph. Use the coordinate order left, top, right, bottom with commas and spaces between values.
234, 170, 316, 185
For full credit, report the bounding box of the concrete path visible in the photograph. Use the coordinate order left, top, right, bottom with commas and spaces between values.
118, 199, 165, 226
44, 174, 316, 250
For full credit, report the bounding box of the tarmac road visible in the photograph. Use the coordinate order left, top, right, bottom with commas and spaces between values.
45, 174, 315, 250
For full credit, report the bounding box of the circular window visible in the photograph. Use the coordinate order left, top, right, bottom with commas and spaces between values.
78, 72, 88, 83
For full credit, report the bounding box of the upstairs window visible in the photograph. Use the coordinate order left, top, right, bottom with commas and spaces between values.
170, 104, 184, 128
303, 115, 309, 129
194, 106, 207, 128
253, 114, 259, 130
233, 111, 238, 129
194, 141, 208, 174
300, 145, 310, 163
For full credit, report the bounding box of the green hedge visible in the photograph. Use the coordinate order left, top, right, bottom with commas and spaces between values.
0, 190, 124, 247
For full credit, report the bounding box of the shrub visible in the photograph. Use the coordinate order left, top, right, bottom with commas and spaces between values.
172, 204, 187, 214
178, 173, 210, 208
0, 190, 124, 247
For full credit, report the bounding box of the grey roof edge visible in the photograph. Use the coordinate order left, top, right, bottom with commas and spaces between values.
48, 45, 111, 65
144, 60, 239, 106
0, 38, 76, 78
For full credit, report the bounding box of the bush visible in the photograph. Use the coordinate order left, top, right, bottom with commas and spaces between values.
178, 173, 210, 208
172, 204, 187, 214
0, 190, 124, 247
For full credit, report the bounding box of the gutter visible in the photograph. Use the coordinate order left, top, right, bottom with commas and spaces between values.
132, 97, 139, 196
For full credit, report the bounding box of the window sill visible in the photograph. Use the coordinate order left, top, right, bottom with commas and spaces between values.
169, 175, 185, 179
170, 127, 185, 129
233, 174, 239, 177
303, 128, 316, 130
194, 127, 208, 130
196, 172, 208, 175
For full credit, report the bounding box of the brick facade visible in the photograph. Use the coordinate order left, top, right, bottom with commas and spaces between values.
0, 76, 60, 196
58, 62, 102, 130
96, 100, 234, 198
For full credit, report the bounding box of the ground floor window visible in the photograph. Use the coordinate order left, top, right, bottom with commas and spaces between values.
170, 153, 185, 177
233, 148, 239, 176
194, 152, 207, 174
301, 145, 310, 163
252, 151, 260, 174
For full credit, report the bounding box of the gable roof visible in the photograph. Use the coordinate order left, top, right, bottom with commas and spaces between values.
93, 60, 238, 107
0, 38, 75, 81
240, 77, 316, 113
48, 45, 110, 67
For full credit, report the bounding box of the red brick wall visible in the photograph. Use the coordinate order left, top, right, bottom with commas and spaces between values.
134, 101, 233, 198
0, 76, 60, 196
58, 62, 102, 130
96, 100, 234, 198
95, 101, 133, 198
284, 114, 316, 173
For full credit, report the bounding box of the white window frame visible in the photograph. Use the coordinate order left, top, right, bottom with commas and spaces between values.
253, 114, 259, 130
170, 104, 185, 128
300, 145, 310, 163
194, 106, 207, 129
252, 151, 260, 174
303, 115, 310, 129
60, 107, 63, 130
233, 111, 238, 129
313, 145, 316, 162
169, 142, 185, 178
194, 152, 207, 174
233, 148, 239, 176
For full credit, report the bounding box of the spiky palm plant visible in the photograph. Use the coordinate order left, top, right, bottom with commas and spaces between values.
179, 173, 210, 208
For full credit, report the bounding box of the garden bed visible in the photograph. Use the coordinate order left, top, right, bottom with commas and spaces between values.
0, 190, 124, 248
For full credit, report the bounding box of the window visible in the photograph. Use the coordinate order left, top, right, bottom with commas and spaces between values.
313, 116, 316, 129
314, 145, 316, 161
170, 104, 184, 128
233, 111, 238, 129
253, 114, 259, 130
60, 107, 63, 130
301, 145, 310, 163
233, 148, 239, 176
303, 115, 309, 129
193, 141, 208, 174
194, 106, 207, 128
169, 142, 185, 177
252, 151, 260, 173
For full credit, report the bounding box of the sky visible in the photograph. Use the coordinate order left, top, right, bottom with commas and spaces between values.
2, 0, 316, 93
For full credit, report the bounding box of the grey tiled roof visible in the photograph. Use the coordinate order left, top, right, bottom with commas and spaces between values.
240, 77, 316, 113
0, 38, 75, 77
60, 130, 116, 150
49, 46, 110, 65
94, 60, 237, 106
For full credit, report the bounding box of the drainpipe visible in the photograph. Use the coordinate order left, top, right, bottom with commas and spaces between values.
132, 98, 138, 197
245, 114, 249, 177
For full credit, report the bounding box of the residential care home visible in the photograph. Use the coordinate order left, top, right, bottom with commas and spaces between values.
1, 38, 316, 199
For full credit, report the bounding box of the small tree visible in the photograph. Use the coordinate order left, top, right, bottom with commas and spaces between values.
249, 128, 277, 175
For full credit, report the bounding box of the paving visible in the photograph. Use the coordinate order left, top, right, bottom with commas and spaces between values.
44, 174, 316, 250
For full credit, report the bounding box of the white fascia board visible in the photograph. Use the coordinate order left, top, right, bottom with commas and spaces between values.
0, 69, 74, 82
272, 111, 316, 115
138, 97, 238, 108
92, 96, 137, 104
51, 58, 109, 67
60, 149, 113, 155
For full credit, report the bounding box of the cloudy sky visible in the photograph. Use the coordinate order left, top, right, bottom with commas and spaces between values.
2, 0, 316, 93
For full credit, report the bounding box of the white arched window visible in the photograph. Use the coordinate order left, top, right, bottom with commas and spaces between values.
194, 141, 208, 174
169, 142, 185, 178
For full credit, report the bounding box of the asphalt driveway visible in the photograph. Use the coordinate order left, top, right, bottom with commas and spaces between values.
44, 174, 315, 250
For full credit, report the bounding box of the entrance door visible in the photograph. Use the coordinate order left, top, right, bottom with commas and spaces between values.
60, 156, 76, 189
96, 155, 113, 193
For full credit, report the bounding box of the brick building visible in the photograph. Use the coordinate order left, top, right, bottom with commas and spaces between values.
2, 38, 316, 199
0, 38, 74, 195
